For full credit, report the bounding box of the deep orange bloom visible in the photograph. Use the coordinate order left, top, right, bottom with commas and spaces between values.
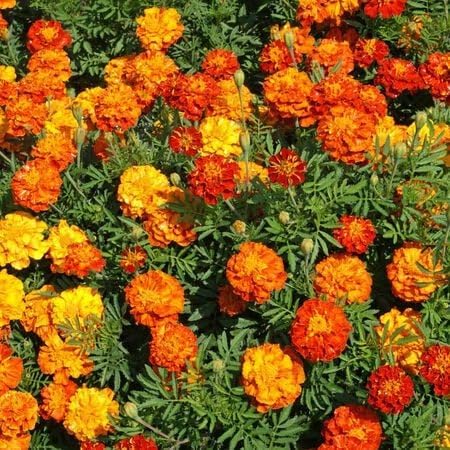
419, 52, 450, 103
81, 443, 106, 450
40, 380, 78, 422
0, 13, 7, 40
290, 299, 352, 362
308, 39, 354, 75
149, 321, 198, 372
4, 94, 47, 137
17, 71, 67, 104
31, 133, 77, 171
125, 270, 184, 328
0, 434, 31, 450
26, 20, 72, 53
11, 159, 62, 212
226, 242, 287, 303
364, 0, 407, 19
333, 215, 376, 254
115, 435, 158, 450
57, 241, 106, 278
0, 0, 15, 10
0, 390, 38, 438
325, 26, 359, 48
268, 148, 307, 188
27, 48, 71, 81
259, 41, 293, 75
367, 365, 414, 414
119, 246, 147, 274
169, 126, 202, 156
319, 405, 382, 450
354, 38, 390, 68
201, 49, 240, 80
217, 285, 248, 317
188, 155, 239, 205
0, 344, 23, 395
419, 345, 450, 396
314, 253, 372, 303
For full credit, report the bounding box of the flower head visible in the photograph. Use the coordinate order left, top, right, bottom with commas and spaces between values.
169, 126, 202, 157
0, 344, 23, 395
0, 390, 38, 438
419, 345, 450, 396
217, 285, 248, 317
199, 116, 242, 158
40, 380, 78, 422
354, 38, 390, 68
115, 435, 158, 450
308, 39, 354, 75
268, 148, 307, 187
26, 19, 72, 53
364, 0, 407, 19
419, 52, 450, 103
333, 215, 376, 254
31, 132, 77, 171
202, 49, 240, 80
0, 270, 24, 328
119, 246, 147, 274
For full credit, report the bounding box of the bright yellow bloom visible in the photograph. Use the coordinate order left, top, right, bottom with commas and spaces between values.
407, 121, 450, 151
44, 98, 80, 137
0, 270, 25, 327
199, 116, 242, 158
373, 116, 407, 150
0, 65, 15, 82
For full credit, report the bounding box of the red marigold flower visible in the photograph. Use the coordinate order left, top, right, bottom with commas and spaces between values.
57, 242, 106, 278
217, 285, 248, 317
419, 52, 450, 103
354, 38, 390, 68
26, 19, 72, 54
326, 26, 360, 48
308, 39, 354, 76
420, 345, 450, 396
375, 58, 424, 99
119, 246, 147, 274
0, 12, 8, 40
80, 443, 106, 450
188, 155, 239, 205
364, 0, 407, 19
0, 343, 23, 395
169, 126, 202, 156
366, 365, 415, 414
290, 299, 352, 362
319, 405, 383, 450
268, 148, 307, 188
115, 435, 158, 449
260, 41, 293, 75
201, 49, 240, 80
333, 215, 376, 254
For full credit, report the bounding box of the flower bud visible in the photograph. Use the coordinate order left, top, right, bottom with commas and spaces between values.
75, 127, 86, 147
284, 30, 295, 50
124, 402, 139, 419
231, 220, 246, 235
394, 142, 407, 159
233, 69, 245, 89
131, 226, 145, 240
239, 130, 251, 153
300, 238, 314, 255
170, 172, 181, 187
415, 111, 427, 130
72, 106, 84, 126
370, 173, 379, 186
212, 359, 225, 372
279, 211, 290, 224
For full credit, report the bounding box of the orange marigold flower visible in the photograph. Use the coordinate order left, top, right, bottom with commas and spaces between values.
226, 242, 287, 303
0, 0, 15, 9
0, 269, 24, 328
188, 154, 239, 205
268, 148, 307, 188
319, 405, 382, 450
125, 270, 184, 327
290, 298, 352, 362
217, 285, 248, 317
4, 94, 47, 137
263, 68, 314, 126
0, 433, 31, 450
375, 308, 425, 374
0, 391, 38, 438
27, 49, 71, 81
26, 19, 72, 53
308, 39, 354, 75
11, 159, 61, 212
115, 435, 158, 450
354, 38, 390, 68
18, 71, 67, 104
149, 321, 198, 372
297, 0, 360, 26
367, 365, 414, 414
316, 106, 377, 165
81, 443, 106, 450
419, 345, 450, 396
0, 13, 8, 40
201, 49, 240, 80
241, 343, 305, 413
325, 25, 360, 48
0, 344, 23, 395
169, 126, 202, 157
31, 132, 77, 171
44, 97, 79, 136
333, 215, 376, 254
259, 40, 293, 75
314, 253, 372, 303
419, 52, 450, 103
40, 380, 78, 422
119, 246, 147, 274
386, 242, 445, 302
364, 0, 407, 19
57, 241, 106, 278
136, 7, 184, 52
375, 58, 424, 99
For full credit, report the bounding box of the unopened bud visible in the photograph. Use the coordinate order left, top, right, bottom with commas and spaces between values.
284, 30, 295, 50
124, 402, 139, 419
279, 211, 290, 224
233, 69, 245, 89
212, 359, 225, 372
231, 220, 246, 235
239, 130, 251, 153
75, 127, 86, 147
370, 172, 379, 186
72, 106, 84, 126
415, 111, 427, 130
170, 172, 181, 187
394, 142, 407, 159
131, 226, 145, 240
300, 238, 314, 255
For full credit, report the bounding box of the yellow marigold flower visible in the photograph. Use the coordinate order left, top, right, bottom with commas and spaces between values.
375, 307, 425, 374
435, 424, 450, 449
0, 270, 25, 327
73, 87, 103, 128
0, 212, 49, 270
44, 97, 80, 137
236, 161, 269, 185
0, 433, 31, 449
199, 116, 242, 158
241, 343, 305, 413
0, 0, 16, 9
374, 116, 407, 150
406, 121, 450, 151
104, 55, 133, 85
117, 165, 171, 218
136, 7, 184, 52
0, 65, 15, 82
63, 387, 119, 441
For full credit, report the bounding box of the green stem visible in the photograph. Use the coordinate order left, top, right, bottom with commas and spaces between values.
65, 171, 87, 199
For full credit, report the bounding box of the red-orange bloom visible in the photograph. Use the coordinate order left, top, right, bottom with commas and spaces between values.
308, 39, 354, 75
366, 365, 415, 414
201, 49, 240, 80
119, 246, 147, 274
226, 242, 287, 303
169, 126, 202, 157
290, 299, 352, 362
17, 71, 67, 103
419, 345, 450, 396
115, 435, 158, 449
319, 405, 382, 450
11, 159, 62, 212
354, 38, 390, 68
57, 242, 106, 278
0, 344, 23, 395
268, 148, 307, 188
188, 155, 239, 205
419, 52, 450, 103
27, 49, 71, 82
217, 285, 248, 317
31, 133, 77, 171
0, 12, 8, 39
364, 0, 407, 19
40, 380, 78, 422
26, 20, 72, 53
81, 443, 106, 450
259, 41, 293, 75
333, 215, 376, 254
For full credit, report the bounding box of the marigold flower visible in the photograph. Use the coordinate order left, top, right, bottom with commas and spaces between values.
188, 154, 239, 205
0, 390, 38, 438
314, 253, 372, 303
0, 344, 23, 395
375, 308, 425, 373
259, 40, 293, 74
136, 7, 183, 52
26, 19, 72, 53
47, 219, 87, 264
0, 13, 7, 40
263, 68, 314, 126
0, 0, 15, 9
17, 71, 67, 104
169, 126, 202, 157
226, 242, 287, 303
57, 241, 106, 278
44, 97, 79, 136
201, 49, 240, 80
115, 435, 158, 450
149, 321, 198, 372
325, 26, 360, 47
117, 165, 171, 218
0, 433, 31, 450
73, 87, 103, 127
297, 0, 360, 26
319, 405, 382, 450
31, 132, 77, 171
364, 0, 407, 19
354, 38, 390, 68
308, 39, 354, 75
217, 285, 248, 317
0, 270, 24, 328
199, 116, 242, 158
268, 148, 307, 187
419, 345, 450, 396
40, 380, 78, 422
419, 52, 450, 103
81, 443, 106, 450
367, 365, 414, 414
333, 215, 376, 254
4, 94, 47, 137
236, 161, 269, 185
119, 246, 147, 274
386, 243, 445, 302
27, 48, 71, 81
373, 115, 407, 151
125, 270, 184, 327
63, 387, 119, 441
241, 343, 305, 413
0, 65, 15, 82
